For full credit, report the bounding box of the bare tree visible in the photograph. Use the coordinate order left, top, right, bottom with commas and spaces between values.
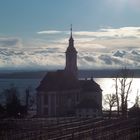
113, 77, 120, 116
113, 68, 133, 118
134, 90, 140, 108
104, 94, 117, 119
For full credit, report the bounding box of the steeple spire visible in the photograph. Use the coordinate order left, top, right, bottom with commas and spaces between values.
69, 24, 74, 47
70, 24, 72, 37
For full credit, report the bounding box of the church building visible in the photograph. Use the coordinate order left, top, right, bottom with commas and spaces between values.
36, 26, 102, 117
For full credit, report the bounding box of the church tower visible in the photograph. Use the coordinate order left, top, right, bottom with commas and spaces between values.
65, 25, 78, 77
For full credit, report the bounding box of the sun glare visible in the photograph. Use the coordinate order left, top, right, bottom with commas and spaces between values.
106, 0, 140, 11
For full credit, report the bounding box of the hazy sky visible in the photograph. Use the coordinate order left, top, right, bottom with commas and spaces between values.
0, 0, 140, 70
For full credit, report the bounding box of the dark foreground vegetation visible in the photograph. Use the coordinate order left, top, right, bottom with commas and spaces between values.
0, 85, 34, 118
0, 116, 140, 140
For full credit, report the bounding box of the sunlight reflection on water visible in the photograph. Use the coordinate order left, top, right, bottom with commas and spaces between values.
95, 78, 140, 108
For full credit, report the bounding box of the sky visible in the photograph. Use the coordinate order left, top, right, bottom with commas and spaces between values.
0, 0, 140, 70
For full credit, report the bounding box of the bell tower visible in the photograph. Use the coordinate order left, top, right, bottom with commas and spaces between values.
65, 25, 78, 78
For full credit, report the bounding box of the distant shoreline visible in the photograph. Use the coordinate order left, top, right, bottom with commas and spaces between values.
0, 69, 140, 79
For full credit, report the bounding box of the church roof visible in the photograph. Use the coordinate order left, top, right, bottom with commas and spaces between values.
36, 70, 80, 92
37, 71, 102, 93
79, 79, 102, 92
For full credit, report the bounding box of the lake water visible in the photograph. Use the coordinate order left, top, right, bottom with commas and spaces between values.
0, 78, 41, 104
95, 78, 140, 108
0, 78, 139, 107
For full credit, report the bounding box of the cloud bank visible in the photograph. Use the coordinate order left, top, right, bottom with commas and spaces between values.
0, 27, 140, 70
0, 37, 22, 48
37, 30, 63, 34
